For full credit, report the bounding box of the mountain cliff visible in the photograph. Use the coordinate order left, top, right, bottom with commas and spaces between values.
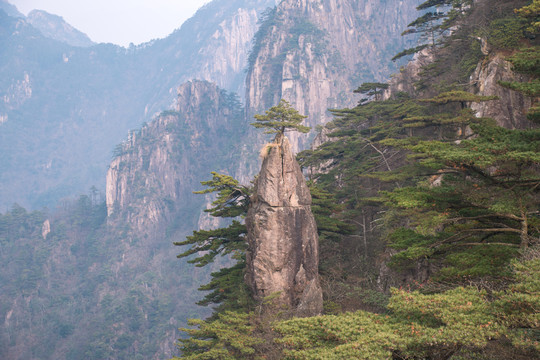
209, 1, 538, 358
0, 82, 246, 360
8, 0, 536, 359
106, 80, 245, 236
384, 47, 535, 133
26, 10, 95, 47
297, 0, 539, 306
470, 52, 534, 129
0, 0, 22, 17
245, 0, 422, 150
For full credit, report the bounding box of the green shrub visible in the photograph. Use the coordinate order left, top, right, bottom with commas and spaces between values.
487, 17, 526, 49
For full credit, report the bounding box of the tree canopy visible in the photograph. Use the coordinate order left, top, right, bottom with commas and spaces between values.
354, 82, 389, 102
393, 0, 473, 61
275, 257, 540, 359
251, 99, 310, 135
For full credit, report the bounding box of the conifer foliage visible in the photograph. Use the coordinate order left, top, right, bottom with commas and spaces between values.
173, 2, 540, 357
251, 99, 310, 135
284, 0, 540, 358
174, 172, 251, 314
176, 311, 263, 360
173, 173, 255, 359
393, 0, 473, 60
275, 257, 540, 359
174, 101, 341, 359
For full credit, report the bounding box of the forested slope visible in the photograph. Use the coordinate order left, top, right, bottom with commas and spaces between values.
175, 1, 540, 359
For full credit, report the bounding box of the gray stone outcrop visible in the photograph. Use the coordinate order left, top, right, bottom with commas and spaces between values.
246, 134, 323, 317
470, 53, 534, 129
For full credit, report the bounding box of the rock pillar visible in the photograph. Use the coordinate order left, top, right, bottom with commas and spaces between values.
246, 134, 323, 316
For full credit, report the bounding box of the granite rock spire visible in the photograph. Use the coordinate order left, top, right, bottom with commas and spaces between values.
246, 133, 323, 316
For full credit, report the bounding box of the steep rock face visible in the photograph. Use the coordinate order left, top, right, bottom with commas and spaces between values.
27, 10, 94, 47
470, 53, 533, 129
191, 6, 269, 97
383, 48, 435, 100
245, 0, 421, 151
99, 80, 247, 359
106, 80, 244, 235
2, 71, 32, 111
246, 134, 323, 316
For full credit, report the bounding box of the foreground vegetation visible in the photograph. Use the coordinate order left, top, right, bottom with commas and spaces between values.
174, 0, 539, 359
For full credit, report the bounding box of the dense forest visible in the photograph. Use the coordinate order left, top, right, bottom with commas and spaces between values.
0, 191, 212, 359
175, 0, 540, 359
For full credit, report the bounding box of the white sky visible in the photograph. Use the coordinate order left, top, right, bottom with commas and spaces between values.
10, 0, 211, 47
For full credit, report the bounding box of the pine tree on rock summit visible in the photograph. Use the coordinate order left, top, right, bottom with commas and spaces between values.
251, 99, 310, 135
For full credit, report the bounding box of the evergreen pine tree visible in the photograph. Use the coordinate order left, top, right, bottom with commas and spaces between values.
251, 99, 310, 135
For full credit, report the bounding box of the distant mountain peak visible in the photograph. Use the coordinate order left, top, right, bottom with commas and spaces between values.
0, 0, 24, 18
27, 9, 94, 47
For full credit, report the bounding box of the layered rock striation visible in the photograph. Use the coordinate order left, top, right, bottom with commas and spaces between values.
106, 80, 244, 236
246, 134, 323, 316
245, 0, 422, 151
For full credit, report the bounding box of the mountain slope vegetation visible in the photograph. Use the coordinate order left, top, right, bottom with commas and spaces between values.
175, 1, 540, 358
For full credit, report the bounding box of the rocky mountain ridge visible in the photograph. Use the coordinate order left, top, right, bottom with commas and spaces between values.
3, 0, 504, 359
26, 10, 95, 47
106, 80, 245, 236
102, 0, 427, 272
0, 0, 275, 209
92, 1, 426, 356
0, 0, 22, 18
